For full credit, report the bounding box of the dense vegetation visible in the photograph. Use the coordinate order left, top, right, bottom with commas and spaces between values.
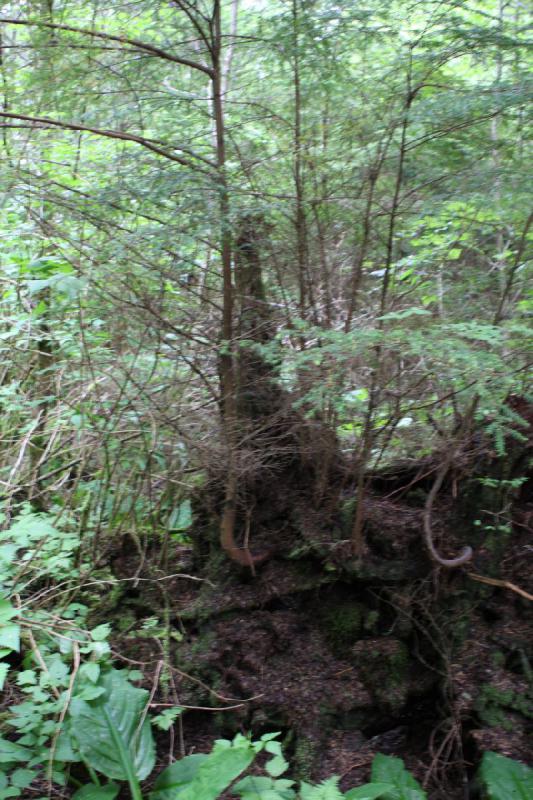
0, 1, 531, 798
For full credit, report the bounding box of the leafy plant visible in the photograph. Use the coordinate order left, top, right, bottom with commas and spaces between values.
150, 734, 258, 800
478, 752, 533, 800
0, 600, 20, 692
68, 670, 155, 800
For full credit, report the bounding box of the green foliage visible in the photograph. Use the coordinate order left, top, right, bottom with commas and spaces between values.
151, 706, 184, 732
71, 785, 119, 800
344, 786, 394, 800
0, 600, 20, 691
369, 754, 425, 799
474, 684, 533, 730
0, 2, 530, 798
69, 671, 155, 792
478, 752, 533, 800
299, 778, 343, 800
233, 774, 296, 800
150, 735, 257, 800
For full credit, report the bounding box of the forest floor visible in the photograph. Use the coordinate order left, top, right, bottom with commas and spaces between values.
108, 449, 533, 800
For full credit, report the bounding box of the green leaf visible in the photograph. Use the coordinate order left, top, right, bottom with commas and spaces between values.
151, 706, 184, 731
26, 273, 86, 298
233, 775, 296, 799
344, 785, 398, 800
265, 754, 289, 778
150, 737, 256, 800
0, 738, 30, 764
0, 788, 20, 799
168, 500, 192, 532
0, 664, 8, 691
0, 624, 19, 652
90, 625, 111, 642
54, 721, 79, 762
79, 663, 101, 684
0, 601, 17, 624
299, 777, 343, 800
478, 751, 533, 799
370, 755, 426, 799
77, 685, 106, 701
10, 769, 36, 789
69, 670, 155, 782
150, 754, 208, 798
72, 784, 119, 800
16, 670, 37, 686
260, 733, 283, 743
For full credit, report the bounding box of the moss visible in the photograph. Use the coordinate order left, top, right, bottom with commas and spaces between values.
491, 651, 506, 669
116, 610, 136, 633
474, 684, 533, 730
352, 637, 409, 712
293, 733, 318, 781
317, 600, 367, 655
339, 497, 356, 535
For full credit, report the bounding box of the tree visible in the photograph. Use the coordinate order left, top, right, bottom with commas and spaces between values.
0, 0, 530, 563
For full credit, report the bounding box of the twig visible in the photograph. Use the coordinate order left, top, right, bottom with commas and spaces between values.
468, 572, 533, 602
149, 698, 262, 711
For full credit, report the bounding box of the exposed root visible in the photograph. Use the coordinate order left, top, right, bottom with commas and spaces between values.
424, 463, 473, 569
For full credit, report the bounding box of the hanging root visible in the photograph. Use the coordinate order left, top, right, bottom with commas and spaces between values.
220, 473, 269, 569
424, 464, 473, 569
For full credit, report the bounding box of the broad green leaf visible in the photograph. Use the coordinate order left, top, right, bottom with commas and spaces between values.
54, 720, 80, 761
0, 546, 17, 565
150, 754, 208, 798
0, 738, 30, 764
344, 784, 397, 800
478, 751, 533, 799
41, 654, 69, 687
90, 625, 111, 642
80, 663, 100, 684
10, 769, 36, 789
76, 685, 106, 701
0, 624, 19, 652
69, 670, 155, 782
26, 274, 86, 297
72, 784, 119, 800
0, 788, 20, 799
150, 738, 256, 800
168, 500, 192, 531
16, 670, 37, 686
265, 754, 289, 777
0, 601, 17, 624
370, 755, 426, 799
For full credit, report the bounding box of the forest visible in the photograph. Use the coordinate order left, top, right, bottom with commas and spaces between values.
0, 1, 531, 798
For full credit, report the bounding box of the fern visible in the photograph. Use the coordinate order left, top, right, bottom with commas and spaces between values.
299, 777, 344, 800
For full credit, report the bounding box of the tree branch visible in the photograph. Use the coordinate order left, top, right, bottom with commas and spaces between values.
0, 111, 214, 172
0, 17, 214, 78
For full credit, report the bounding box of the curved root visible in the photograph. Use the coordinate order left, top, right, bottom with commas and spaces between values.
424, 463, 473, 569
